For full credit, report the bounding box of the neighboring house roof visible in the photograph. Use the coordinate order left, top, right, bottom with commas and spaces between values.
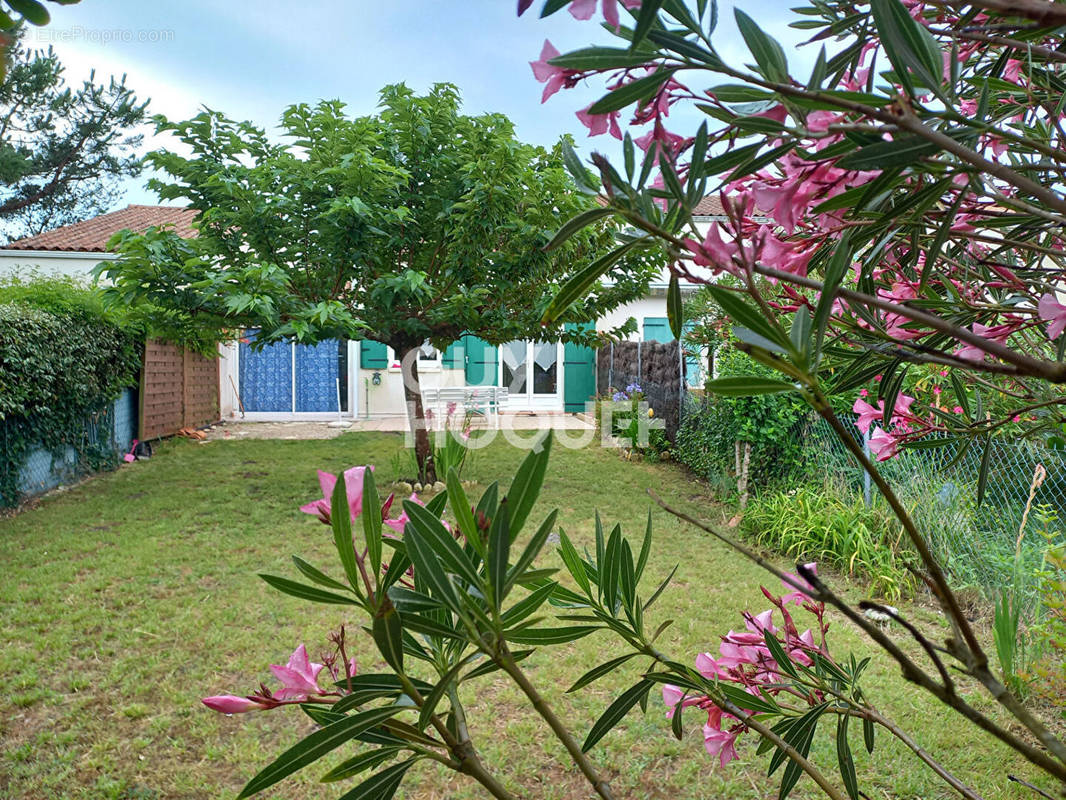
692, 194, 726, 216
2, 204, 197, 252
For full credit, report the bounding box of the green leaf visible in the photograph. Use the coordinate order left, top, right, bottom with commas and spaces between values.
667, 274, 683, 340
291, 556, 350, 592
401, 511, 463, 614
582, 679, 654, 752
863, 715, 876, 753
372, 603, 404, 673
387, 586, 444, 613
707, 84, 776, 103
836, 714, 860, 800
567, 653, 638, 693
506, 433, 552, 539
734, 8, 789, 82
717, 682, 780, 715
404, 500, 483, 591
543, 238, 648, 324
777, 704, 826, 799
506, 625, 600, 645
561, 142, 599, 195
335, 758, 418, 800
733, 115, 786, 134
447, 468, 482, 557
398, 612, 467, 642
635, 510, 653, 583
836, 136, 940, 170
544, 207, 615, 252
705, 377, 796, 396
259, 574, 358, 606
7, 0, 49, 25
812, 232, 853, 359
631, 0, 665, 48
706, 285, 791, 351
507, 509, 559, 593
549, 47, 656, 71
417, 658, 473, 731
870, 0, 944, 95
462, 648, 534, 681
320, 747, 402, 783
763, 632, 799, 679
557, 529, 593, 598
362, 467, 383, 579
487, 497, 512, 608
502, 580, 559, 628
331, 475, 364, 593
237, 706, 403, 798
589, 69, 677, 115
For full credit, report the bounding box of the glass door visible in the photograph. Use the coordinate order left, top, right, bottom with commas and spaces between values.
499, 340, 560, 408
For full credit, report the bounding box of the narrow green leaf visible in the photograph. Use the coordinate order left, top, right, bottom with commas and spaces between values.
501, 580, 559, 627
582, 679, 654, 752
418, 658, 473, 731
362, 467, 383, 579
331, 475, 364, 592
447, 468, 482, 557
462, 648, 534, 681
291, 556, 350, 592
589, 68, 676, 115
505, 433, 552, 540
863, 715, 876, 753
631, 0, 665, 48
387, 586, 443, 613
544, 207, 615, 252
870, 0, 944, 95
558, 529, 593, 598
549, 47, 656, 71
488, 500, 511, 608
372, 603, 404, 673
763, 632, 800, 679
507, 509, 559, 593
667, 274, 683, 340
320, 748, 402, 783
734, 8, 789, 82
635, 510, 653, 583
336, 758, 418, 800
836, 136, 940, 170
836, 714, 860, 800
506, 625, 600, 645
543, 239, 647, 324
237, 707, 402, 798
404, 500, 483, 591
567, 653, 638, 693
706, 285, 791, 350
705, 377, 796, 396
259, 574, 358, 606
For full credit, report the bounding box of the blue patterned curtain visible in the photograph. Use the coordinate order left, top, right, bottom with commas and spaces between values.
239, 332, 293, 412
295, 340, 340, 412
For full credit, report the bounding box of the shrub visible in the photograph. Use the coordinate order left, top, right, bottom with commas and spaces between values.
0, 277, 142, 506
742, 484, 916, 601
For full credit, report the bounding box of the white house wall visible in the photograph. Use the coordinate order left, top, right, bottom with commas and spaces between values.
0, 251, 113, 281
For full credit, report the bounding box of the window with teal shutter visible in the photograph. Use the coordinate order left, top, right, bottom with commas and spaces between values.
360, 340, 388, 369
643, 317, 674, 342
682, 321, 703, 387
441, 341, 462, 368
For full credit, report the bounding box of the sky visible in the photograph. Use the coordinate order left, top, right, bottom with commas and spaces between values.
30, 0, 815, 210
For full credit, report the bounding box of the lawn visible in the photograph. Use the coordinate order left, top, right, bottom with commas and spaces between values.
0, 433, 1048, 799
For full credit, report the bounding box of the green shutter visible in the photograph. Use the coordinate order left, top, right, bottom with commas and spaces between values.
682, 321, 702, 387
643, 317, 674, 343
463, 336, 498, 386
563, 322, 596, 413
360, 340, 388, 369
442, 341, 462, 368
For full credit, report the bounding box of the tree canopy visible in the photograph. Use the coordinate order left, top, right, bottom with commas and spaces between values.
0, 25, 145, 239
103, 83, 660, 356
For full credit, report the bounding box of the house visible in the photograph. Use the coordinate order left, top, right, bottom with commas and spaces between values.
1, 201, 719, 424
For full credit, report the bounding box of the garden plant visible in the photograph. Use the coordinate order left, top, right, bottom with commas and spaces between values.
199, 0, 1066, 798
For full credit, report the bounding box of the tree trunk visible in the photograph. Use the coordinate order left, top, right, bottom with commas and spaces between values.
398, 345, 436, 484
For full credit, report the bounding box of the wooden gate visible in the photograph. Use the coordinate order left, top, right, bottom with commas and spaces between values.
140, 340, 220, 440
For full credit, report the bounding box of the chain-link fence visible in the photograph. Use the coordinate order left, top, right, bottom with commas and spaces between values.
677, 392, 1066, 613
2, 388, 138, 506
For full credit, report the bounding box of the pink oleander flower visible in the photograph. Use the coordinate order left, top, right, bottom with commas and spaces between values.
703, 724, 740, 768
1039, 293, 1066, 339
201, 694, 266, 714
300, 466, 372, 524
576, 103, 622, 139
781, 563, 817, 606
868, 427, 900, 461
384, 492, 422, 535
953, 405, 964, 414
852, 397, 883, 435
270, 644, 326, 701
530, 40, 570, 103
685, 222, 738, 274
567, 0, 642, 29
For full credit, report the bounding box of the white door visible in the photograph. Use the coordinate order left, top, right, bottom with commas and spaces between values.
499, 340, 562, 410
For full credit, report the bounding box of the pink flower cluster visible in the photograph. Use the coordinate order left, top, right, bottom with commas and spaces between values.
203, 644, 355, 714
663, 565, 829, 767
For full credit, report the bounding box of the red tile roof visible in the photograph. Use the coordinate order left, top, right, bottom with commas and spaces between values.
3, 204, 198, 252
692, 194, 727, 216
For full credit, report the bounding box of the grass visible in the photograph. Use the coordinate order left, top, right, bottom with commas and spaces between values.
0, 433, 1053, 799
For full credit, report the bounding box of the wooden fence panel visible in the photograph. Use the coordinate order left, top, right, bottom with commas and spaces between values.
140, 340, 219, 440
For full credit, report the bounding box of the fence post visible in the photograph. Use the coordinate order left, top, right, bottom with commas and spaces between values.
862, 426, 872, 508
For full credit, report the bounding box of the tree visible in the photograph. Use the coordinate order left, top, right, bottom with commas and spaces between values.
0, 25, 146, 239
102, 84, 662, 481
